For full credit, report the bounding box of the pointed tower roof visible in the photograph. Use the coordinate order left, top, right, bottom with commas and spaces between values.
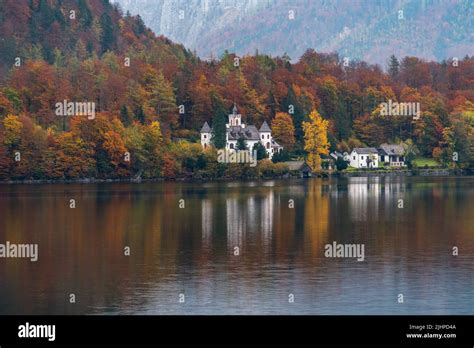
259, 121, 271, 132
232, 103, 238, 114
200, 121, 211, 133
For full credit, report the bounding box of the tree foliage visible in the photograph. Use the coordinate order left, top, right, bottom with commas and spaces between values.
210, 93, 227, 149
236, 136, 247, 150
303, 110, 330, 171
272, 112, 295, 150
252, 142, 268, 160
0, 0, 472, 180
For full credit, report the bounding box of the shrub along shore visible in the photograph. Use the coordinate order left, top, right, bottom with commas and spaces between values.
0, 166, 470, 184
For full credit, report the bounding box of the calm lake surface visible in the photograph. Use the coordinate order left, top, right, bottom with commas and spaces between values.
0, 177, 473, 315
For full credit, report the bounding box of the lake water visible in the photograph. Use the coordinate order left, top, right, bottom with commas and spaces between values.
0, 177, 473, 315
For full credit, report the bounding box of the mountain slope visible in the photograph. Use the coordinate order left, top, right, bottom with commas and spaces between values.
0, 0, 190, 77
115, 0, 473, 66
0, 0, 473, 181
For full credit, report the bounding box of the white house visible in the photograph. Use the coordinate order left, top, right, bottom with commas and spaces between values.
200, 104, 283, 159
349, 148, 379, 168
378, 144, 406, 167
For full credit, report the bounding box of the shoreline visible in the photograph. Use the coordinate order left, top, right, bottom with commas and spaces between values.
0, 168, 471, 184
334, 168, 469, 177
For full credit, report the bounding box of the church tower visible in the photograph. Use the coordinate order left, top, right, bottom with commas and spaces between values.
259, 121, 273, 157
200, 121, 212, 148
228, 103, 244, 127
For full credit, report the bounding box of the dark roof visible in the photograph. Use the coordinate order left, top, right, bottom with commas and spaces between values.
380, 143, 405, 156
227, 125, 260, 140
259, 121, 271, 132
283, 161, 311, 172
271, 139, 282, 148
378, 148, 388, 156
352, 147, 378, 154
200, 122, 211, 133
283, 161, 304, 170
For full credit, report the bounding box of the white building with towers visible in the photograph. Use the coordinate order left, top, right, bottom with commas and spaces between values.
200, 104, 283, 159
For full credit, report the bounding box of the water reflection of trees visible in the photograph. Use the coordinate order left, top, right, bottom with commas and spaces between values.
1, 178, 473, 314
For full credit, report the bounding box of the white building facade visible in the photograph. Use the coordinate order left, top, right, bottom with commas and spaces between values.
200, 105, 283, 159
349, 148, 379, 168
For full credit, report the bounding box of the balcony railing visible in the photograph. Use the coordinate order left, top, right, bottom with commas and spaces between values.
390, 161, 405, 167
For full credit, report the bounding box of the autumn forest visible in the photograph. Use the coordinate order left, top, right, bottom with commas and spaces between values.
0, 0, 473, 181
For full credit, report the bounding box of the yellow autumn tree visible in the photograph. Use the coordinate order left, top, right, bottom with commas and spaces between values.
146, 121, 163, 144
2, 114, 23, 148
272, 112, 295, 150
302, 110, 330, 171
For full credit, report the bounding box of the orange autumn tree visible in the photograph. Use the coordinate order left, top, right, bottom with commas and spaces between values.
189, 73, 213, 128
103, 130, 129, 177
302, 110, 330, 171
53, 132, 95, 179
271, 112, 295, 150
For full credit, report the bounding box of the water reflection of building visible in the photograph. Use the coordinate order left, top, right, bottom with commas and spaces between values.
347, 177, 407, 222
382, 178, 406, 221
201, 199, 213, 246
348, 177, 380, 221
224, 190, 276, 251
260, 191, 274, 247
246, 196, 257, 233
226, 197, 245, 249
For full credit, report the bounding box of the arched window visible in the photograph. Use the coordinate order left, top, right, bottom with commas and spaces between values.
266, 142, 270, 149
230, 143, 234, 149
204, 144, 207, 148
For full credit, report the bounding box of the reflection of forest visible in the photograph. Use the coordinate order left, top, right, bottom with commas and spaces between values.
0, 177, 473, 314
303, 180, 329, 256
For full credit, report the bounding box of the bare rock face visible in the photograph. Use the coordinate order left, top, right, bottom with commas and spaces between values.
115, 0, 271, 54
115, 0, 473, 66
